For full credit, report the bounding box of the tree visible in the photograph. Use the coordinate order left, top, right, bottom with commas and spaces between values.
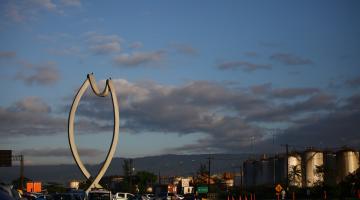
196, 163, 209, 185
136, 171, 157, 193
288, 165, 302, 187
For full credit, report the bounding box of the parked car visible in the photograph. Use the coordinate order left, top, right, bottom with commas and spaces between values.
142, 194, 155, 200
35, 195, 54, 200
88, 190, 112, 200
52, 193, 77, 200
0, 184, 25, 200
112, 192, 134, 200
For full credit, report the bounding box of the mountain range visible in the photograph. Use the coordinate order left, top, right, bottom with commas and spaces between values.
0, 154, 252, 184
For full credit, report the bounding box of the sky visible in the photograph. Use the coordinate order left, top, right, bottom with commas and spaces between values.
0, 0, 360, 165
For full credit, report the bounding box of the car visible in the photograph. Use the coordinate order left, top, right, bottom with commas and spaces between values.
88, 190, 112, 200
142, 194, 155, 200
0, 184, 24, 200
113, 192, 134, 200
35, 195, 54, 200
52, 193, 77, 200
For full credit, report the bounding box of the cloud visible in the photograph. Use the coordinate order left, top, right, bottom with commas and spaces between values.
129, 42, 143, 49
345, 76, 360, 88
247, 93, 336, 122
0, 96, 108, 138
0, 51, 16, 59
60, 0, 81, 7
47, 46, 80, 56
270, 53, 313, 65
3, 0, 64, 23
16, 62, 60, 86
113, 51, 165, 67
85, 32, 122, 55
19, 147, 102, 157
32, 0, 57, 11
217, 61, 271, 72
90, 42, 121, 55
243, 51, 258, 57
274, 94, 360, 149
271, 88, 320, 99
170, 43, 198, 56
11, 96, 51, 113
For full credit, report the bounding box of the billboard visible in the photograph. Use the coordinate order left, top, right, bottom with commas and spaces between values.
26, 182, 42, 193
0, 150, 12, 167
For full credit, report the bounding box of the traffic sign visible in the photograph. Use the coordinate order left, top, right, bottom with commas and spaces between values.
197, 186, 208, 194
275, 184, 283, 193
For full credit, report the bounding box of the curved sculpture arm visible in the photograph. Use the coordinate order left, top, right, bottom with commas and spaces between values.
87, 73, 110, 97
68, 74, 120, 193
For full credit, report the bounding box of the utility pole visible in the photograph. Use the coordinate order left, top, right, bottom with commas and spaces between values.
20, 155, 24, 191
207, 155, 212, 192
12, 155, 24, 190
285, 144, 289, 189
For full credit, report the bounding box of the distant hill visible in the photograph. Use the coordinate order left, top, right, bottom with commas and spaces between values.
0, 154, 251, 184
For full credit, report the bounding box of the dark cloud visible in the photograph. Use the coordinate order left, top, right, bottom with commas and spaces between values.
0, 96, 108, 138
217, 61, 271, 72
270, 53, 313, 65
113, 51, 166, 67
15, 62, 60, 86
345, 76, 360, 88
73, 79, 350, 154
251, 84, 320, 99
0, 51, 16, 59
271, 88, 320, 99
275, 95, 360, 149
247, 93, 336, 122
243, 51, 258, 57
11, 96, 51, 113
19, 147, 102, 157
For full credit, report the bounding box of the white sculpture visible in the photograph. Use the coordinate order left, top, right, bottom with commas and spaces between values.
68, 74, 119, 193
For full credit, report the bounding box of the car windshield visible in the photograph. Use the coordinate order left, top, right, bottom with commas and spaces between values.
88, 193, 110, 200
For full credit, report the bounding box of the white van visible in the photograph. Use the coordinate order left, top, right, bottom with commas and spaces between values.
88, 190, 112, 200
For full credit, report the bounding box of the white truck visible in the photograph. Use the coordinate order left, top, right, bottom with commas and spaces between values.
112, 192, 134, 200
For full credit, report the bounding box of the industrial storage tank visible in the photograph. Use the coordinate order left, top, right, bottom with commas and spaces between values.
336, 148, 360, 183
288, 152, 302, 187
273, 156, 286, 184
254, 157, 273, 186
243, 160, 255, 187
323, 151, 336, 186
303, 149, 324, 187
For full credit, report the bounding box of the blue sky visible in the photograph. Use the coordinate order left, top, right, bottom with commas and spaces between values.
1, 0, 360, 165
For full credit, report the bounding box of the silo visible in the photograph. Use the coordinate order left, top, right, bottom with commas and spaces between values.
243, 160, 255, 187
336, 149, 360, 183
288, 152, 302, 187
274, 156, 286, 184
323, 151, 336, 186
254, 160, 261, 185
303, 150, 324, 187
